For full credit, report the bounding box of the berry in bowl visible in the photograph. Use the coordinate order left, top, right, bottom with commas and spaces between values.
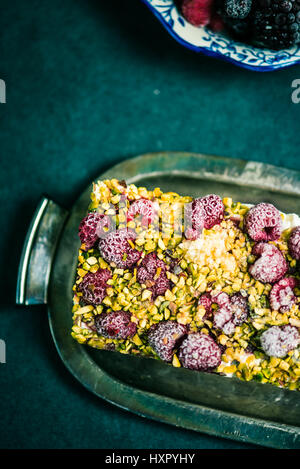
141, 0, 300, 70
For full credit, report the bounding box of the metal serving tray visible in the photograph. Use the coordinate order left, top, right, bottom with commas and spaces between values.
16, 152, 300, 448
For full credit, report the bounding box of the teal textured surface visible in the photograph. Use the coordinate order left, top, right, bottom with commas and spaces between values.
1, 0, 300, 449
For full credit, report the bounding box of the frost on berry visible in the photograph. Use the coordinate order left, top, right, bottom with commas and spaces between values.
212, 291, 230, 307
95, 311, 136, 339
288, 226, 300, 261
213, 304, 233, 331
191, 194, 225, 230
98, 228, 142, 269
260, 325, 300, 358
244, 203, 282, 242
249, 242, 288, 284
148, 321, 188, 362
78, 212, 111, 250
178, 333, 222, 371
212, 292, 249, 335
137, 252, 170, 298
183, 200, 204, 240
198, 292, 213, 318
95, 214, 112, 239
79, 269, 112, 305
127, 198, 158, 227
269, 277, 298, 313
231, 293, 249, 325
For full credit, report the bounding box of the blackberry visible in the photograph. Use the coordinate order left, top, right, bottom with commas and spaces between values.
252, 0, 300, 49
224, 0, 253, 18
216, 0, 252, 37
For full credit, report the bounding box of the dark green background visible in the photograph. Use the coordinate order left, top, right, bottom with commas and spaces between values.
1, 0, 300, 449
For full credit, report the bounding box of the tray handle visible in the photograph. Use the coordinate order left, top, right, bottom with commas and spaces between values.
16, 197, 68, 305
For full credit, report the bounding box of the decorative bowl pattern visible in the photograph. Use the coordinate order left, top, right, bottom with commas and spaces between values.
142, 0, 300, 71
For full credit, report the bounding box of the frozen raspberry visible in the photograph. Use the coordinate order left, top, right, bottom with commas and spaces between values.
192, 194, 224, 230
288, 227, 300, 261
198, 292, 213, 316
260, 325, 300, 358
98, 228, 142, 269
269, 277, 298, 313
127, 199, 158, 226
244, 203, 282, 242
184, 200, 204, 239
249, 242, 288, 284
178, 333, 222, 371
155, 274, 172, 297
94, 311, 136, 339
213, 304, 233, 331
137, 253, 170, 298
231, 293, 249, 325
78, 212, 110, 250
212, 291, 230, 306
79, 269, 112, 305
181, 0, 214, 27
185, 227, 201, 241
95, 214, 112, 239
148, 321, 188, 362
213, 292, 248, 335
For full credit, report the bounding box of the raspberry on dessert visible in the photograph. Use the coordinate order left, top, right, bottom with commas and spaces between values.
79, 269, 112, 305
249, 242, 288, 284
269, 277, 298, 313
178, 333, 222, 371
192, 194, 225, 230
98, 228, 142, 269
78, 212, 110, 250
181, 0, 214, 27
224, 0, 252, 19
212, 291, 230, 306
148, 321, 188, 362
127, 198, 157, 226
260, 325, 300, 358
94, 311, 137, 339
231, 293, 249, 325
213, 304, 233, 331
198, 292, 213, 317
95, 214, 112, 239
244, 203, 283, 242
137, 252, 171, 298
213, 292, 249, 334
185, 227, 201, 241
288, 226, 300, 261
184, 200, 205, 239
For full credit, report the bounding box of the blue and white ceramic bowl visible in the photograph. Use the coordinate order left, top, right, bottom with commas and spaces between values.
142, 0, 300, 71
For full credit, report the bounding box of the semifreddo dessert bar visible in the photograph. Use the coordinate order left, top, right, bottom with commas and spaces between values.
71, 179, 300, 391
